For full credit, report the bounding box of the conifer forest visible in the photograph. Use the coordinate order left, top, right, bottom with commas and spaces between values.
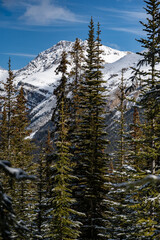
0, 0, 160, 239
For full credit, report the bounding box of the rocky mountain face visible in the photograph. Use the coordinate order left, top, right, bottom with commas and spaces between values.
0, 40, 148, 146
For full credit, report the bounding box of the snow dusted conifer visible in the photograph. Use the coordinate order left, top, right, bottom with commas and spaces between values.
127, 0, 160, 237
69, 38, 84, 140
0, 105, 8, 157
9, 86, 35, 232
0, 58, 16, 162
75, 18, 108, 240
128, 105, 144, 170
105, 69, 134, 239
49, 51, 81, 239
116, 69, 128, 169
31, 148, 49, 240
0, 160, 35, 240
134, 0, 160, 174
12, 86, 33, 167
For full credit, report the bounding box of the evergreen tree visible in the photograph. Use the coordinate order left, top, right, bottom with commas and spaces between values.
0, 105, 8, 155
134, 0, 160, 174
76, 18, 108, 239
52, 51, 69, 125
9, 86, 35, 232
128, 105, 144, 170
32, 148, 49, 240
45, 130, 54, 201
0, 61, 36, 239
116, 69, 127, 169
127, 0, 160, 238
105, 69, 134, 239
0, 160, 35, 240
49, 51, 81, 240
12, 86, 33, 167
69, 38, 84, 138
68, 38, 85, 220
0, 58, 16, 162
31, 133, 54, 240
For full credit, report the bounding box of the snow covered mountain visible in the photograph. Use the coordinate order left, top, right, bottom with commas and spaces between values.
0, 40, 144, 141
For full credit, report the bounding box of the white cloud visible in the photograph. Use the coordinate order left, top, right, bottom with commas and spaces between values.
106, 42, 120, 50
2, 52, 37, 58
20, 0, 81, 25
98, 7, 146, 21
1, 0, 83, 25
110, 27, 145, 36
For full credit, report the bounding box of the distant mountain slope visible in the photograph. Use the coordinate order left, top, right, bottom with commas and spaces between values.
13, 40, 129, 104
0, 40, 145, 142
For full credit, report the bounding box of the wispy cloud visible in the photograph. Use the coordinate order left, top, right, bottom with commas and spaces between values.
2, 0, 84, 26
98, 7, 146, 21
21, 0, 82, 25
106, 42, 120, 50
109, 27, 145, 36
1, 52, 37, 58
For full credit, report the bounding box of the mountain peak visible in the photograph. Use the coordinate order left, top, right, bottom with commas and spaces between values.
56, 40, 73, 47
16, 40, 129, 79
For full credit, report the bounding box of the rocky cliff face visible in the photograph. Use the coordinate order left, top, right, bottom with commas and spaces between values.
0, 40, 148, 145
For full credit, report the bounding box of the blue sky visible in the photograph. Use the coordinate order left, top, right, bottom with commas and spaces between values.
0, 0, 146, 70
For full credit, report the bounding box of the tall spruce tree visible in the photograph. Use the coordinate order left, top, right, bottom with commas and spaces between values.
31, 148, 49, 240
68, 38, 85, 219
0, 58, 16, 162
128, 105, 144, 170
135, 0, 160, 174
76, 18, 108, 239
9, 86, 34, 230
0, 105, 8, 156
12, 86, 33, 167
105, 69, 135, 239
116, 69, 127, 169
69, 38, 84, 139
128, 0, 160, 237
49, 51, 81, 240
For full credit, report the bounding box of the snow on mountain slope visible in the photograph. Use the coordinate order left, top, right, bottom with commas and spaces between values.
0, 40, 141, 138
0, 69, 8, 83
16, 40, 129, 79
0, 69, 8, 92
8, 40, 129, 109
28, 53, 143, 136
14, 40, 129, 95
102, 52, 143, 99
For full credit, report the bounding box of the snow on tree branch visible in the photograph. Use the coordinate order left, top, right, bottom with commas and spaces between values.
0, 160, 36, 180
114, 175, 160, 189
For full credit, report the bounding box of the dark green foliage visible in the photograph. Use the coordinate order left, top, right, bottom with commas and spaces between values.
50, 101, 81, 240
0, 160, 35, 240
128, 106, 143, 169
50, 51, 81, 240
105, 69, 134, 239
0, 61, 35, 239
12, 86, 33, 167
126, 0, 160, 238
9, 86, 34, 234
116, 69, 128, 168
53, 51, 70, 123
75, 18, 108, 239
69, 38, 84, 135
135, 0, 160, 174
0, 58, 16, 162
0, 106, 8, 154
32, 149, 49, 240
0, 1, 160, 236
